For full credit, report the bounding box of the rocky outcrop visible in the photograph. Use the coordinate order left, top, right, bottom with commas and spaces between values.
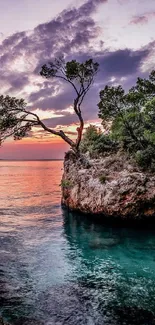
62, 151, 155, 221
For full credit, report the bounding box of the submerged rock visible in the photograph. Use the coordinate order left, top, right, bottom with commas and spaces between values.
89, 237, 120, 249
62, 151, 155, 221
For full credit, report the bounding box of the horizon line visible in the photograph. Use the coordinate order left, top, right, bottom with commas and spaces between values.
0, 158, 64, 161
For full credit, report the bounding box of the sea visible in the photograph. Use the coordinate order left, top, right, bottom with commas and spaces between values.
0, 160, 155, 325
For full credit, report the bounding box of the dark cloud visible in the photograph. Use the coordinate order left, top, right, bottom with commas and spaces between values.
0, 31, 26, 49
0, 0, 154, 133
9, 74, 29, 91
27, 79, 75, 110
28, 82, 57, 103
40, 114, 77, 128
0, 0, 106, 90
97, 48, 150, 78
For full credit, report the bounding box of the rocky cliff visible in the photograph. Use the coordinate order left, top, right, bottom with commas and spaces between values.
61, 151, 155, 221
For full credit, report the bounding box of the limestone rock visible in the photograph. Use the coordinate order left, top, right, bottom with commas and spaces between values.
62, 151, 155, 221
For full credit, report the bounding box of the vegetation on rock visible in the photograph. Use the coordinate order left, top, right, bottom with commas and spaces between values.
0, 56, 155, 170
80, 70, 155, 170
60, 179, 73, 188
99, 174, 107, 184
80, 124, 117, 157
62, 150, 155, 218
98, 70, 155, 169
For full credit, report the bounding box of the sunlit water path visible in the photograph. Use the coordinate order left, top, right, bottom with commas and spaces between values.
0, 161, 155, 325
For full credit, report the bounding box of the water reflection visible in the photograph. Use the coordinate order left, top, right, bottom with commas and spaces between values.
0, 161, 155, 324
63, 209, 155, 324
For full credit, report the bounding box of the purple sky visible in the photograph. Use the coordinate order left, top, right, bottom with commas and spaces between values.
0, 0, 155, 159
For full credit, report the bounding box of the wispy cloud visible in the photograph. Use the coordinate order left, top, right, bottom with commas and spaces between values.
130, 11, 155, 25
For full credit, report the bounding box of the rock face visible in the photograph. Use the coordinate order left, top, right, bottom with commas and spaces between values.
62, 151, 155, 221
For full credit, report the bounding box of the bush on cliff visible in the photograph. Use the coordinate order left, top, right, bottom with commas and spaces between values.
97, 70, 155, 170
80, 125, 118, 157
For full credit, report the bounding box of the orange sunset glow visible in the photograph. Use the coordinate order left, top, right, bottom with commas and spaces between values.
0, 1, 155, 325
0, 0, 155, 159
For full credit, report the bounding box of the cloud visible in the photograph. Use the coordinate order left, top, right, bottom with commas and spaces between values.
28, 82, 57, 103
0, 0, 108, 119
130, 15, 148, 25
130, 12, 155, 25
97, 48, 150, 78
0, 0, 106, 94
37, 114, 77, 129
0, 0, 154, 139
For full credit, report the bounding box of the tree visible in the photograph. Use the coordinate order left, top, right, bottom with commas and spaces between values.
40, 57, 99, 151
98, 85, 145, 150
80, 125, 101, 153
97, 70, 155, 169
80, 124, 117, 157
0, 58, 99, 153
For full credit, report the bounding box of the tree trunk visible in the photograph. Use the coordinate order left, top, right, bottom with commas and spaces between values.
75, 110, 84, 150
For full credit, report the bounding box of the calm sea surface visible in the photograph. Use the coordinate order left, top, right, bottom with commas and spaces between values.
0, 161, 155, 325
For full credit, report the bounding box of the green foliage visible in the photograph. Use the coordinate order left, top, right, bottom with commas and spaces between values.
40, 57, 99, 91
80, 125, 117, 157
98, 85, 125, 122
0, 57, 99, 151
135, 147, 155, 170
0, 95, 32, 143
98, 70, 155, 170
99, 174, 107, 184
60, 179, 73, 188
80, 125, 101, 153
40, 57, 99, 150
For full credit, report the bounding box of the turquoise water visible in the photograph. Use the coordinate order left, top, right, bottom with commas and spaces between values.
0, 161, 155, 324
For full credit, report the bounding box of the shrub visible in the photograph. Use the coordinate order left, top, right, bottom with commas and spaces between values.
93, 134, 118, 153
80, 124, 117, 157
99, 174, 107, 184
80, 125, 101, 154
135, 146, 155, 170
60, 179, 73, 188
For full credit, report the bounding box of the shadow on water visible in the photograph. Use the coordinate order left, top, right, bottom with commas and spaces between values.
1, 207, 155, 324
61, 208, 155, 325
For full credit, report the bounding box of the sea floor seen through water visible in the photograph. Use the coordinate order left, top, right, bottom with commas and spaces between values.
0, 161, 155, 325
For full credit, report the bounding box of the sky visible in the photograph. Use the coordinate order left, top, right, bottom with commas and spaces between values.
0, 0, 155, 159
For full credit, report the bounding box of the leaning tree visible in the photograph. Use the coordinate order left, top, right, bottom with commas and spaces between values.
0, 57, 99, 153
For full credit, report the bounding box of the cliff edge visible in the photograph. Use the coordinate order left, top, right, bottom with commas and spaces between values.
62, 151, 155, 221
